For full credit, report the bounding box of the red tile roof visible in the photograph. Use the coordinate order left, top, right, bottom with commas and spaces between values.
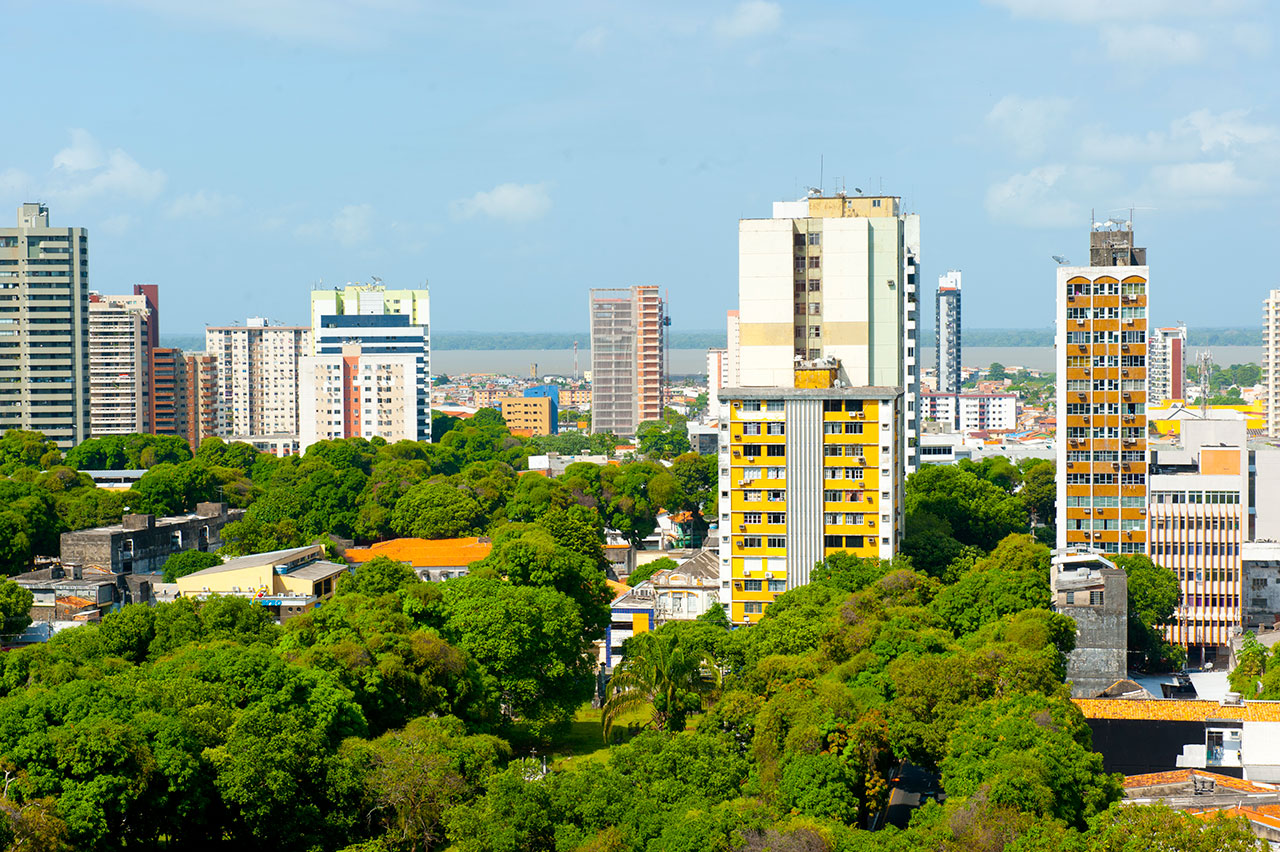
345, 537, 492, 568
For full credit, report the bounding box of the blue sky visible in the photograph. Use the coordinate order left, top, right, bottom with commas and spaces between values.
2, 0, 1277, 336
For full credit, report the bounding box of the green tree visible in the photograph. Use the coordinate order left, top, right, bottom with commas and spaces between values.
0, 578, 33, 638
1080, 802, 1264, 851
628, 557, 677, 587
931, 534, 1051, 636
987, 362, 1008, 380
160, 549, 223, 583
940, 693, 1121, 828
339, 555, 417, 597
906, 465, 1029, 552
602, 628, 719, 739
392, 482, 486, 539
1113, 554, 1183, 672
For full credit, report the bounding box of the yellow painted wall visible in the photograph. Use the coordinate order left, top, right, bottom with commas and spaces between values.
807, 196, 899, 218
631, 613, 650, 633
1200, 448, 1241, 476
176, 564, 272, 597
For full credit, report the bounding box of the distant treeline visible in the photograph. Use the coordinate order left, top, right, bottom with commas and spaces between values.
945, 328, 1262, 348
431, 331, 728, 350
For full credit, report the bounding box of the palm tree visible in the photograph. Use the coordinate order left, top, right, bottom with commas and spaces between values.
602, 628, 719, 741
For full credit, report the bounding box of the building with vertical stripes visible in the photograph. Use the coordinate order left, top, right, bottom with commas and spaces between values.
935, 270, 962, 398
1265, 290, 1280, 437
1148, 325, 1186, 403
1056, 225, 1150, 556
718, 376, 901, 624
1148, 419, 1248, 663
589, 285, 665, 437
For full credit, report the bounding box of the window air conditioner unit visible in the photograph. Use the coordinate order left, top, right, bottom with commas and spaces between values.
1084, 508, 1091, 514
1139, 508, 1147, 515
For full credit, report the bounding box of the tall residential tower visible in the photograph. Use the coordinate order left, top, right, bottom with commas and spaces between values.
1056, 224, 1150, 556
735, 194, 920, 471
88, 292, 154, 436
0, 204, 91, 448
300, 283, 432, 450
205, 319, 311, 440
1265, 290, 1280, 436
590, 285, 665, 437
936, 270, 962, 396
1148, 325, 1186, 403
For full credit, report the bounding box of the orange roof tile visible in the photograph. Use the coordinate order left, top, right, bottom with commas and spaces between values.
1189, 805, 1280, 830
346, 537, 492, 568
1125, 769, 1276, 793
1075, 698, 1280, 723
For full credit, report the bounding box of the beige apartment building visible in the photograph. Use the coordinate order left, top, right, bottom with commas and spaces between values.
590, 285, 665, 437
205, 318, 311, 440
88, 293, 152, 435
1266, 290, 1280, 437
0, 204, 91, 448
734, 194, 921, 471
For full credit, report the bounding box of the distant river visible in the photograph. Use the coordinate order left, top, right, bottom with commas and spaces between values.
432, 345, 1264, 378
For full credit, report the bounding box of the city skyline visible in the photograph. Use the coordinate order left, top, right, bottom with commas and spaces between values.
2, 1, 1276, 334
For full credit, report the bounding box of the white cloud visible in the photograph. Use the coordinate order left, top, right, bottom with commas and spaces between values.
166, 190, 239, 219
297, 203, 376, 247
52, 129, 106, 173
450, 182, 551, 223
984, 0, 1247, 24
1173, 108, 1278, 152
713, 1, 781, 40
575, 25, 607, 54
1100, 24, 1203, 64
986, 95, 1074, 158
985, 165, 1110, 228
1147, 161, 1258, 198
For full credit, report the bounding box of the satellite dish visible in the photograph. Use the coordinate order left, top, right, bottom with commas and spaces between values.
1052, 255, 1069, 265
854, 187, 863, 194
1093, 222, 1104, 229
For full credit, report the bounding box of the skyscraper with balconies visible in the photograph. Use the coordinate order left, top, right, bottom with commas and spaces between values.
936, 270, 962, 398
0, 204, 91, 449
1148, 325, 1186, 403
1265, 290, 1280, 437
590, 285, 665, 437
205, 319, 311, 440
88, 292, 154, 436
1056, 224, 1150, 556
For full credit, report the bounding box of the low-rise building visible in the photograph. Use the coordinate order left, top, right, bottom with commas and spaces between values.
344, 536, 492, 582
1243, 541, 1280, 632
497, 396, 555, 437
1052, 548, 1128, 698
174, 544, 348, 621
11, 564, 121, 622
59, 502, 240, 574
920, 390, 1016, 432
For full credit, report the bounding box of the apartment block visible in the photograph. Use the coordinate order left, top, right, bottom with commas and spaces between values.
1266, 290, 1280, 437
936, 270, 962, 396
1149, 325, 1186, 403
88, 293, 152, 436
736, 194, 920, 472
302, 283, 431, 449
590, 285, 665, 437
299, 343, 421, 448
1056, 225, 1150, 556
0, 203, 91, 448
205, 318, 311, 439
717, 381, 902, 624
522, 384, 560, 433
149, 347, 188, 439
184, 353, 217, 448
1148, 419, 1248, 660
497, 395, 555, 437
920, 390, 1016, 432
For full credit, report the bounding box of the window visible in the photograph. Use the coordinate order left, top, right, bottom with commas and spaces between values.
741, 537, 762, 549
1090, 590, 1104, 606
824, 422, 842, 435
743, 579, 762, 591
808, 278, 821, 292
768, 579, 787, 592
767, 490, 785, 501
845, 423, 863, 434
808, 233, 820, 246
810, 326, 821, 338
742, 422, 761, 435
743, 512, 762, 524
808, 256, 820, 269
766, 512, 786, 524
744, 602, 763, 614
824, 444, 844, 456
743, 490, 762, 502
742, 445, 762, 458
767, 536, 786, 549
824, 490, 844, 502
766, 467, 786, 479
766, 422, 785, 435
767, 445, 786, 456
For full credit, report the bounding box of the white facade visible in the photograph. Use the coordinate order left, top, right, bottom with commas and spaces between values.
1149, 325, 1186, 403
725, 310, 740, 388
88, 294, 151, 436
920, 391, 1016, 432
299, 343, 421, 450
1266, 290, 1280, 437
706, 348, 727, 411
205, 321, 311, 439
735, 196, 919, 472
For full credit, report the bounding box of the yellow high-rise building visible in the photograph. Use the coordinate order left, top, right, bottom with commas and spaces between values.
720, 385, 900, 624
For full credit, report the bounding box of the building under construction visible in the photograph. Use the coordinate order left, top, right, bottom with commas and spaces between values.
589, 286, 666, 437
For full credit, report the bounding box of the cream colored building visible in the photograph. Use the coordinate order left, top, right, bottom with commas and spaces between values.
0, 204, 91, 448
1265, 289, 1280, 437
88, 293, 152, 435
735, 195, 920, 471
306, 283, 431, 447
205, 318, 311, 440
174, 544, 348, 621
590, 285, 665, 437
299, 342, 421, 449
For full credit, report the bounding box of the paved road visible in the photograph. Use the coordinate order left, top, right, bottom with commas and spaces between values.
883, 763, 941, 829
